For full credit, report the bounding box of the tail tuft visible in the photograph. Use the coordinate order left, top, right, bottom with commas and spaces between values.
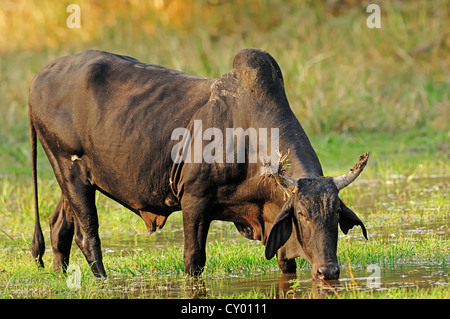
31, 225, 45, 268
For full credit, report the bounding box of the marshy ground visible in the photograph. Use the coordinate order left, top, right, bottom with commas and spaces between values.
0, 156, 448, 299
0, 0, 448, 299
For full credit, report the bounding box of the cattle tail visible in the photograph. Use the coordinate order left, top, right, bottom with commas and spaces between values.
29, 109, 45, 268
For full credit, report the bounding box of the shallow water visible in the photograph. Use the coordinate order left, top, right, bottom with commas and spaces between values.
96, 262, 447, 299
101, 174, 449, 249
96, 174, 449, 298
2, 174, 448, 298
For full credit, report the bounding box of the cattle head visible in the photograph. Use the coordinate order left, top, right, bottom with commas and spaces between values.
265, 152, 369, 280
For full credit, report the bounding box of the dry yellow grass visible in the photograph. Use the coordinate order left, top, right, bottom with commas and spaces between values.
0, 0, 448, 137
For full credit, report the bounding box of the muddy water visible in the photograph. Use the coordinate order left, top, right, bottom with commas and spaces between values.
99, 263, 448, 299
98, 174, 449, 298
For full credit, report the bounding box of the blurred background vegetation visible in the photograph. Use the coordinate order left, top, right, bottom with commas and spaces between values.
0, 0, 448, 176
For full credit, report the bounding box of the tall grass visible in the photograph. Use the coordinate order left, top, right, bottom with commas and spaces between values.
0, 232, 447, 298
0, 0, 448, 145
0, 1, 448, 300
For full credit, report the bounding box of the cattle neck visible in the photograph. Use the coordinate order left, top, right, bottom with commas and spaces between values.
264, 108, 324, 181
284, 145, 323, 179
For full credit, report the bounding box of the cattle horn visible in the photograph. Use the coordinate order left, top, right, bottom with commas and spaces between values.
333, 152, 369, 191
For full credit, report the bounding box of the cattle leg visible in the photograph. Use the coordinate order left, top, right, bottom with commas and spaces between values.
49, 195, 75, 273
277, 256, 297, 274
181, 194, 212, 276
58, 159, 106, 277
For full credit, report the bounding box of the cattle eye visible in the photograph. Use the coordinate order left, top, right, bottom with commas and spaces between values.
297, 210, 308, 219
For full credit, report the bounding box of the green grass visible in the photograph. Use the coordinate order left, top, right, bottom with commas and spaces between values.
0, 0, 449, 299
344, 286, 449, 299
0, 232, 447, 299
338, 235, 448, 269
1, 0, 449, 141
314, 282, 450, 299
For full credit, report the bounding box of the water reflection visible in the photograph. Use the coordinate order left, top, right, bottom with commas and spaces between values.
94, 174, 449, 298
289, 264, 449, 299
100, 174, 449, 252
98, 262, 447, 299
2, 175, 445, 298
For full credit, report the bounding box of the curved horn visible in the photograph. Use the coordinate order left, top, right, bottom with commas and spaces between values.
333, 152, 370, 191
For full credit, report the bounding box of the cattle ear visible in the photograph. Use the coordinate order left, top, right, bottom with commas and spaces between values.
265, 197, 294, 260
339, 201, 368, 240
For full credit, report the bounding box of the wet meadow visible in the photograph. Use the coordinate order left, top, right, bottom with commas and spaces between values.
0, 0, 448, 299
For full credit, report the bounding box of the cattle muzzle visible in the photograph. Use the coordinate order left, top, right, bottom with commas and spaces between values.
314, 265, 340, 281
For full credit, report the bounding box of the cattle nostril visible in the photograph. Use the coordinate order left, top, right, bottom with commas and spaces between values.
317, 268, 324, 278
316, 266, 340, 280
